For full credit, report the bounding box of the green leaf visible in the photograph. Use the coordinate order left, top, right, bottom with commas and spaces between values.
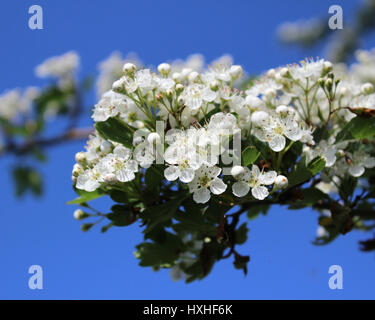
242, 146, 260, 166
145, 165, 164, 196
336, 116, 375, 142
67, 188, 104, 204
141, 196, 185, 233
235, 223, 249, 245
288, 188, 328, 209
135, 232, 184, 267
288, 156, 326, 187
107, 205, 136, 226
12, 166, 43, 197
95, 117, 133, 148
247, 203, 270, 219
307, 156, 326, 175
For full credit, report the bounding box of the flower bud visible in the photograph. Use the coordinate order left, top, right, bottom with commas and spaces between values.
274, 175, 288, 189
74, 209, 88, 221
112, 77, 126, 92
231, 165, 245, 177
276, 105, 289, 116
323, 61, 333, 74
157, 63, 171, 75
72, 164, 83, 177
188, 71, 200, 83
229, 65, 243, 79
318, 77, 325, 88
279, 67, 290, 78
361, 83, 374, 95
175, 83, 184, 93
210, 80, 220, 91
251, 111, 269, 125
165, 89, 174, 99
81, 223, 94, 232
123, 62, 136, 74
325, 78, 333, 92
75, 152, 86, 164
267, 68, 276, 78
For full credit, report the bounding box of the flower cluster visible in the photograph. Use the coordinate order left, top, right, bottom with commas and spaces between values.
72, 51, 375, 205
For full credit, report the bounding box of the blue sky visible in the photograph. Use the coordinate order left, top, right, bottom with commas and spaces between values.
1, 0, 375, 299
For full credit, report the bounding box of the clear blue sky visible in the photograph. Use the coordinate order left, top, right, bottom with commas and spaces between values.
1, 0, 375, 299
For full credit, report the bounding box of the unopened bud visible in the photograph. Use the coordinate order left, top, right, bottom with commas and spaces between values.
280, 67, 290, 78
274, 175, 288, 189
210, 80, 220, 91
361, 83, 374, 95
81, 223, 94, 232
175, 83, 184, 93
157, 63, 171, 75
75, 152, 86, 164
188, 71, 200, 82
229, 65, 243, 79
74, 209, 88, 221
123, 62, 136, 74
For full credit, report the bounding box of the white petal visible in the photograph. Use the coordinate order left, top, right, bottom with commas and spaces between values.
269, 135, 286, 152
251, 185, 269, 200
114, 145, 131, 160
364, 157, 375, 168
251, 165, 261, 178
324, 148, 337, 167
348, 165, 365, 177
261, 171, 277, 185
179, 168, 195, 183
202, 88, 217, 102
193, 187, 211, 204
232, 181, 250, 197
210, 178, 227, 195
116, 169, 135, 182
284, 125, 302, 141
126, 160, 138, 172
164, 166, 179, 181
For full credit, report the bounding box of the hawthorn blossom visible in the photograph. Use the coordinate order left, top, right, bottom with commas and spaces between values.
232, 165, 277, 200
252, 106, 303, 152
181, 84, 217, 111
188, 165, 227, 204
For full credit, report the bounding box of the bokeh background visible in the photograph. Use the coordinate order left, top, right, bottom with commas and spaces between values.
1, 0, 375, 299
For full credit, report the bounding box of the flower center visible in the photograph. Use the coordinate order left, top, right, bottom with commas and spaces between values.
199, 175, 210, 187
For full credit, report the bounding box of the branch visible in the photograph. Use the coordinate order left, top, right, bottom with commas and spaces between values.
1, 127, 94, 157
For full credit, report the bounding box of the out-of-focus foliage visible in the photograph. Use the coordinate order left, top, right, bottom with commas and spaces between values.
277, 0, 375, 63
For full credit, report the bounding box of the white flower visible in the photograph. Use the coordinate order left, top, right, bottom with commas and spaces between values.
35, 51, 79, 86
181, 84, 217, 111
101, 145, 138, 182
252, 110, 302, 152
346, 151, 375, 177
92, 91, 127, 122
124, 69, 156, 93
76, 167, 103, 192
188, 165, 227, 204
232, 165, 277, 200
